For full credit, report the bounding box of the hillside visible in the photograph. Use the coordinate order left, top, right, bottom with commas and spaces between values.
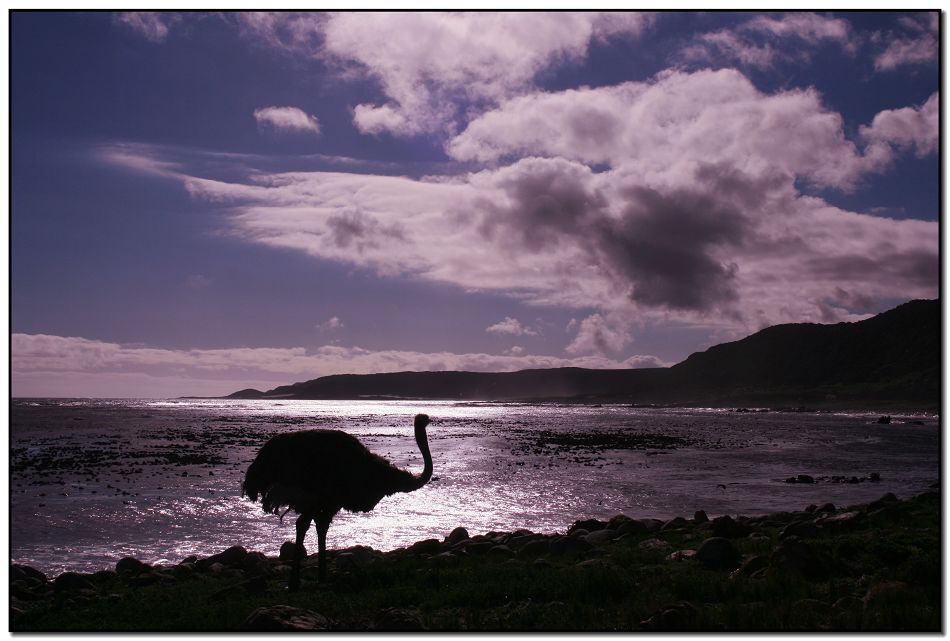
228, 299, 940, 408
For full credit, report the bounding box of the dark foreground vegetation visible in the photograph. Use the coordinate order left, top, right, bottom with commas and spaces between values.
11, 489, 940, 632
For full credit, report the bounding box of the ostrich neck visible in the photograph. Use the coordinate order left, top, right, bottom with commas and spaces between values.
406, 427, 433, 491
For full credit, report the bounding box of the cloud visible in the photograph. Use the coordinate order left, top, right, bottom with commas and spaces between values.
12, 333, 667, 398
566, 314, 631, 355
450, 68, 877, 192
859, 93, 938, 167
873, 12, 938, 71
253, 106, 321, 135
113, 12, 182, 43
681, 12, 855, 70
485, 317, 538, 336
318, 316, 344, 331
316, 12, 653, 136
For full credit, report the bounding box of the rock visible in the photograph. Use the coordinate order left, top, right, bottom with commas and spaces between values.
818, 511, 862, 528
201, 545, 247, 568
116, 557, 151, 574
797, 474, 815, 484
780, 520, 820, 539
867, 492, 898, 510
569, 518, 607, 534
661, 516, 689, 531
864, 581, 913, 610
517, 539, 550, 558
695, 537, 741, 570
712, 515, 751, 538
569, 528, 590, 538
127, 571, 168, 588
607, 514, 633, 529
241, 605, 330, 631
373, 607, 426, 631
462, 541, 495, 556
91, 570, 117, 582
640, 600, 700, 630
638, 518, 665, 532
487, 545, 514, 558
279, 540, 305, 561
584, 529, 620, 546
730, 554, 769, 578
667, 549, 697, 562
408, 538, 442, 555
769, 537, 828, 580
693, 510, 709, 524
11, 565, 48, 584
869, 472, 881, 482
506, 533, 540, 549
180, 555, 198, 564
638, 538, 672, 552
445, 527, 469, 545
549, 535, 593, 555
816, 502, 836, 513
53, 572, 96, 593
876, 415, 891, 424
617, 520, 649, 535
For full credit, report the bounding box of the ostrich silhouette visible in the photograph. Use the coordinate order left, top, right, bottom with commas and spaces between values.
242, 413, 433, 589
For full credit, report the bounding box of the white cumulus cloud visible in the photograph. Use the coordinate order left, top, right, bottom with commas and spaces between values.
253, 106, 321, 135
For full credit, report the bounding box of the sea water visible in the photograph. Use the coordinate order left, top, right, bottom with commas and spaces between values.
10, 398, 939, 576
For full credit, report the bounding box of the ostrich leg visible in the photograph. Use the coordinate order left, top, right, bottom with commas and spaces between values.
315, 511, 333, 583
289, 512, 313, 591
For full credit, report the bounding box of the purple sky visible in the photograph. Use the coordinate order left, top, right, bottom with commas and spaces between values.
11, 11, 940, 398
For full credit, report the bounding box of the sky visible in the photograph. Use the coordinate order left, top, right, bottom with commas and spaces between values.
9, 10, 941, 398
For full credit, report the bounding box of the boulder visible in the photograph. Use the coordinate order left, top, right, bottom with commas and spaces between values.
568, 518, 607, 534
487, 545, 514, 558
201, 545, 247, 569
53, 572, 96, 593
408, 539, 441, 555
712, 515, 751, 538
638, 538, 672, 552
608, 514, 634, 529
241, 605, 330, 631
730, 554, 769, 578
373, 607, 426, 631
584, 529, 620, 546
445, 527, 469, 545
549, 535, 593, 555
661, 517, 689, 531
693, 510, 709, 524
617, 520, 649, 535
517, 539, 550, 558
780, 520, 820, 539
279, 540, 305, 561
11, 565, 48, 584
769, 536, 828, 580
116, 557, 151, 574
695, 537, 741, 570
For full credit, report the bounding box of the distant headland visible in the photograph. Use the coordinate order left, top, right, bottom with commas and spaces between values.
225, 299, 939, 410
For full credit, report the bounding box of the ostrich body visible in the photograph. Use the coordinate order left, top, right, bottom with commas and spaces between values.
242, 413, 432, 589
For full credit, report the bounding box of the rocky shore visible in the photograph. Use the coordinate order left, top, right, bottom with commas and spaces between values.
11, 487, 940, 631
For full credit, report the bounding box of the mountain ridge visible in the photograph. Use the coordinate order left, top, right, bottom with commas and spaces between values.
228, 299, 940, 409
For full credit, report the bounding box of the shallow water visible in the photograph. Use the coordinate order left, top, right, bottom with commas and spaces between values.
10, 398, 939, 576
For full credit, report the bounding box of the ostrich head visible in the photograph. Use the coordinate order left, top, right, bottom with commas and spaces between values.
414, 413, 430, 433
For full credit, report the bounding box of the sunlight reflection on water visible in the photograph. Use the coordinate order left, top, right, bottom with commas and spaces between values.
10, 399, 939, 575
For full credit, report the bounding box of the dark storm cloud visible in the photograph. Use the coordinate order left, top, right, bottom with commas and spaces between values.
325, 210, 405, 253
598, 186, 747, 311
481, 160, 750, 312
478, 162, 607, 251
807, 249, 938, 287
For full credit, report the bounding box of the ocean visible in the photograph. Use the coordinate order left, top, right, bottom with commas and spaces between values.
10, 398, 939, 576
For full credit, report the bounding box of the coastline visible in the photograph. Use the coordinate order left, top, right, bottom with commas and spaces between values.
12, 489, 940, 631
